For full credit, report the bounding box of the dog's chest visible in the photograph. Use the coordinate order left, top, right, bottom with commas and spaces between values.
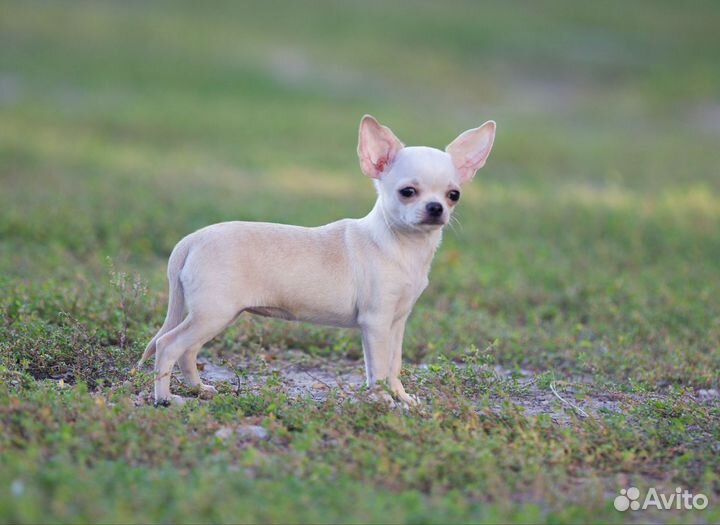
389, 236, 437, 294
383, 256, 431, 312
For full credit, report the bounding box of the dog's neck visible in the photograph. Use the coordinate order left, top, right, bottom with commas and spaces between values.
359, 199, 443, 271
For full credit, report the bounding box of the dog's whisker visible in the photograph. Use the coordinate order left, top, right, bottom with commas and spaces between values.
449, 214, 464, 232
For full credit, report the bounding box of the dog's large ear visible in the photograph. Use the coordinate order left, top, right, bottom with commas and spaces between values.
357, 115, 404, 179
446, 120, 496, 184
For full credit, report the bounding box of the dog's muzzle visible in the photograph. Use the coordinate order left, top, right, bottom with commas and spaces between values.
419, 201, 446, 226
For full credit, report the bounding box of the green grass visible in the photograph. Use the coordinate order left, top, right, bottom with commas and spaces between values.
1, 1, 719, 523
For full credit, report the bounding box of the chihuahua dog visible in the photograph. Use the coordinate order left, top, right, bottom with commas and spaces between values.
138, 115, 496, 406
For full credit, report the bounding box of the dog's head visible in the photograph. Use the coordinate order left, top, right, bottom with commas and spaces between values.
357, 115, 496, 232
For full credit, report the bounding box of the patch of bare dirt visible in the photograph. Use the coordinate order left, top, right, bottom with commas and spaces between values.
194, 353, 639, 424
198, 351, 365, 402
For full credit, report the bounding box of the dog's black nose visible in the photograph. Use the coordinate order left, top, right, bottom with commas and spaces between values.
426, 202, 444, 217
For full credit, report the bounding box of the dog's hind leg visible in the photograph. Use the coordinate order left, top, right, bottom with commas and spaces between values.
178, 344, 218, 398
154, 310, 233, 405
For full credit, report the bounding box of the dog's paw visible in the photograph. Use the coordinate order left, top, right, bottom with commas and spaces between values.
196, 383, 218, 400
368, 388, 396, 407
154, 394, 187, 407
396, 391, 421, 408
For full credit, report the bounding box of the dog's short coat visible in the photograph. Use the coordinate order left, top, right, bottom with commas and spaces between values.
139, 115, 496, 405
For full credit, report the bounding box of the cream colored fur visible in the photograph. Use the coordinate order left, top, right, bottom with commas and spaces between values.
139, 115, 496, 406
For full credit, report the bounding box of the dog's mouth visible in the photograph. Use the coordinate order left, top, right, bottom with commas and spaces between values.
417, 216, 446, 227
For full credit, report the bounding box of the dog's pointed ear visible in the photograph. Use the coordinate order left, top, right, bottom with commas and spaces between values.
357, 115, 404, 179
446, 120, 496, 184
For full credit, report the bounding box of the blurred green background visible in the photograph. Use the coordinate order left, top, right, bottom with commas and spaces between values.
2, 0, 718, 382
1, 1, 719, 523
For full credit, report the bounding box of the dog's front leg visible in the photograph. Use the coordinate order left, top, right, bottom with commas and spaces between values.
388, 317, 419, 406
360, 319, 394, 402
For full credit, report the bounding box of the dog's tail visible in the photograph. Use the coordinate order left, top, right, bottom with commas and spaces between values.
137, 240, 191, 368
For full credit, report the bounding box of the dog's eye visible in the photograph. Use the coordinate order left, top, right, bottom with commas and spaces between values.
398, 187, 417, 198
447, 190, 460, 202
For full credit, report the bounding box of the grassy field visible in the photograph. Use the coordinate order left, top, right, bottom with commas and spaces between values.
1, 1, 719, 523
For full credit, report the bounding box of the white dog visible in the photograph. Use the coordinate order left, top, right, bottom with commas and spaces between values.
139, 115, 496, 406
